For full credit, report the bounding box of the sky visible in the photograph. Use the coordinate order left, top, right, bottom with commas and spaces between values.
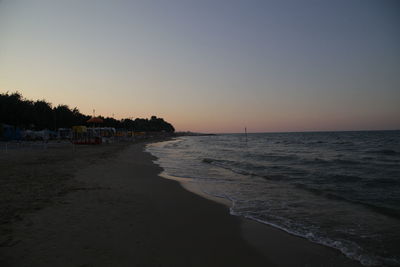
0, 0, 399, 133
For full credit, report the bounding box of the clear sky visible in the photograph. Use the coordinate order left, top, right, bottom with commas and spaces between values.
0, 0, 399, 133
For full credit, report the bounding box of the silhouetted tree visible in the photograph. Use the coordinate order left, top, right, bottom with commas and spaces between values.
33, 100, 53, 129
0, 91, 175, 132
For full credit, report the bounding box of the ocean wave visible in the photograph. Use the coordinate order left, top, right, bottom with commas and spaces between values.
230, 205, 396, 267
334, 159, 362, 165
310, 158, 330, 164
300, 157, 362, 166
202, 158, 263, 171
363, 178, 399, 187
202, 157, 400, 220
206, 185, 400, 266
294, 183, 400, 219
202, 157, 296, 181
306, 140, 326, 145
252, 153, 299, 162
333, 141, 355, 145
202, 158, 257, 176
292, 184, 349, 200
202, 158, 215, 164
149, 132, 400, 267
358, 202, 400, 220
362, 156, 375, 161
331, 174, 363, 182
377, 158, 400, 163
366, 149, 399, 156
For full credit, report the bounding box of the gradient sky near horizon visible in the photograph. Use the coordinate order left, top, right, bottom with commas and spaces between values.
0, 0, 399, 133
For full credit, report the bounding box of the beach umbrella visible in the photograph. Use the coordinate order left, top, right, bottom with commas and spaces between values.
87, 117, 104, 124
87, 117, 104, 128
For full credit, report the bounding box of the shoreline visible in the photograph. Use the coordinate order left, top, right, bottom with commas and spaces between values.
147, 140, 364, 267
1, 140, 362, 266
1, 141, 269, 266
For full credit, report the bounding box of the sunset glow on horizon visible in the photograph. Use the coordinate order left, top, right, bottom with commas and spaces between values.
1, 0, 399, 133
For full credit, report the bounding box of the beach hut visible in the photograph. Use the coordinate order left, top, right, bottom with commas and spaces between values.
58, 128, 72, 140
1, 124, 22, 141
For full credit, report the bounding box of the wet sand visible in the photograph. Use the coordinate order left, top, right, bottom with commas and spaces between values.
0, 141, 362, 266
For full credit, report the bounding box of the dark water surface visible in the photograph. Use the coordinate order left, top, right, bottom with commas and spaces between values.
147, 131, 400, 266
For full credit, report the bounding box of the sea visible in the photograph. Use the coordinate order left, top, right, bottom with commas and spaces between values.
146, 131, 400, 266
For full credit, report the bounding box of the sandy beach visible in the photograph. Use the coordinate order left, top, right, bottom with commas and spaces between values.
0, 141, 362, 267
1, 1, 397, 265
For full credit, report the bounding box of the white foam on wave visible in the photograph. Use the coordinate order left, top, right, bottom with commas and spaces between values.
145, 136, 400, 267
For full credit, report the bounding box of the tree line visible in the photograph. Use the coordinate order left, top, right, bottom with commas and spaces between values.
0, 92, 175, 132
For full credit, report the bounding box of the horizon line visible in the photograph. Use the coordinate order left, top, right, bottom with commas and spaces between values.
186, 129, 400, 135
